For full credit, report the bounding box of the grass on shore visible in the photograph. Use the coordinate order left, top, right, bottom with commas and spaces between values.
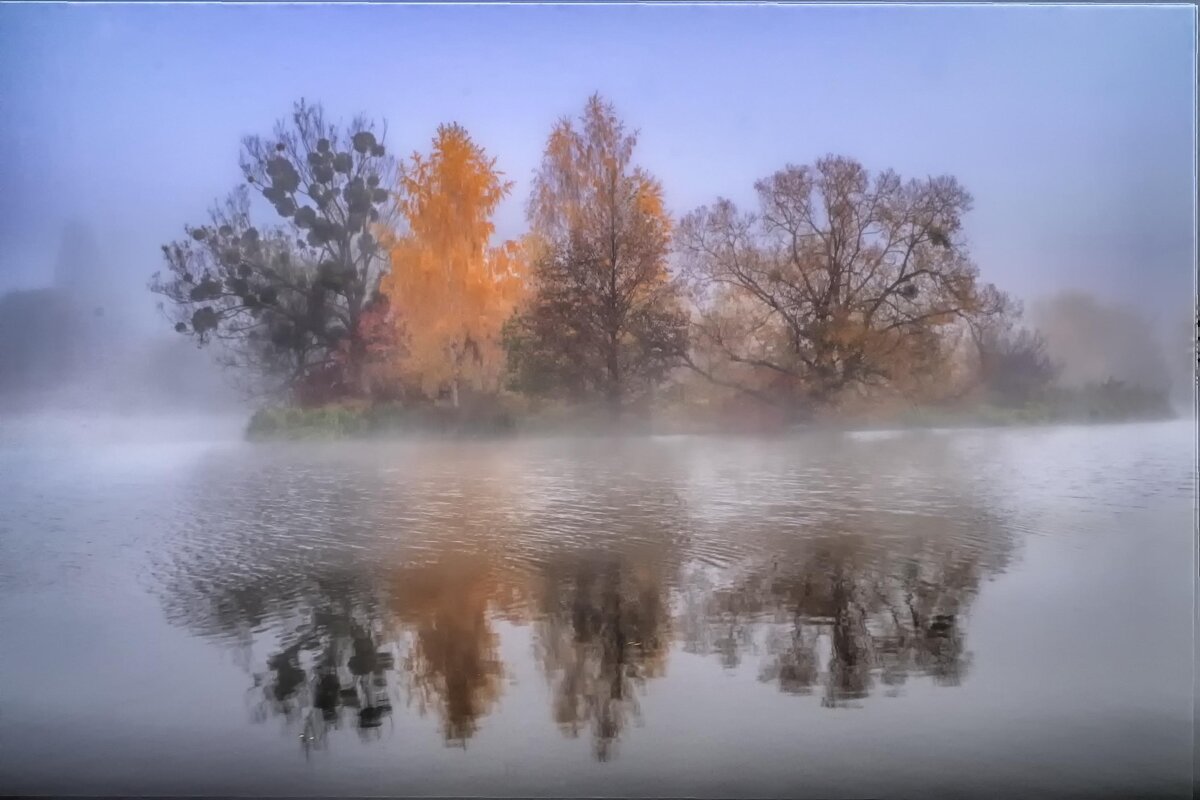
246, 402, 517, 440
246, 381, 1175, 440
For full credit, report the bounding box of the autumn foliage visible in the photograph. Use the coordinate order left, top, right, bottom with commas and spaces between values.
676, 156, 1009, 421
380, 124, 525, 407
155, 94, 1113, 432
505, 95, 688, 416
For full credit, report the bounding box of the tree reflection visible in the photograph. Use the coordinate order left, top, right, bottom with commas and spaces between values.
247, 582, 397, 750
679, 572, 761, 670
245, 556, 515, 750
534, 554, 671, 761
154, 436, 1017, 760
682, 525, 994, 707
389, 556, 508, 745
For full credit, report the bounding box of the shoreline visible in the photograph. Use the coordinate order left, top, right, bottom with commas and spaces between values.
242, 402, 1181, 442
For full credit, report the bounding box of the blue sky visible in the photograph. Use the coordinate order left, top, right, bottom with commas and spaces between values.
0, 3, 1194, 327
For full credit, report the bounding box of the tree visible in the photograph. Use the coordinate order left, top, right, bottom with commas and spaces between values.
150, 99, 397, 401
678, 155, 1006, 420
949, 285, 1058, 409
380, 124, 525, 408
973, 323, 1058, 408
505, 94, 688, 417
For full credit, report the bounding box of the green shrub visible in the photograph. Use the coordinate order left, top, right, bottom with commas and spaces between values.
245, 400, 518, 441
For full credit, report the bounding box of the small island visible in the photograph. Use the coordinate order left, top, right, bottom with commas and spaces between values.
133, 98, 1183, 440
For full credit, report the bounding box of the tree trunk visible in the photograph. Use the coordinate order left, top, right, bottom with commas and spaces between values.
606, 338, 622, 421
347, 339, 368, 399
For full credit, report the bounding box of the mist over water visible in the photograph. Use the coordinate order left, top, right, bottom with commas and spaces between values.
0, 421, 1194, 797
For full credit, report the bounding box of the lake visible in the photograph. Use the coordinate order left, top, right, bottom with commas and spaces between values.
0, 418, 1193, 797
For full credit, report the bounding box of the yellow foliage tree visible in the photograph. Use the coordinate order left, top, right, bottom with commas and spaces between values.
380, 124, 525, 406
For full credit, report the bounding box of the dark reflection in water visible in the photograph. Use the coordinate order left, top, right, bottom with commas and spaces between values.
247, 580, 397, 751
534, 553, 671, 761
681, 527, 988, 706
152, 436, 1017, 761
235, 558, 516, 751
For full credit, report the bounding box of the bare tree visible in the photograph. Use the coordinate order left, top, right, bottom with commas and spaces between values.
678, 155, 1006, 419
973, 326, 1058, 409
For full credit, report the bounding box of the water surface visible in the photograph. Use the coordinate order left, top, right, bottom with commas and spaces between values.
0, 419, 1193, 797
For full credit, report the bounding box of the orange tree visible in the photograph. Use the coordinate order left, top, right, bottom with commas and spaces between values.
504, 95, 688, 418
380, 124, 525, 408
